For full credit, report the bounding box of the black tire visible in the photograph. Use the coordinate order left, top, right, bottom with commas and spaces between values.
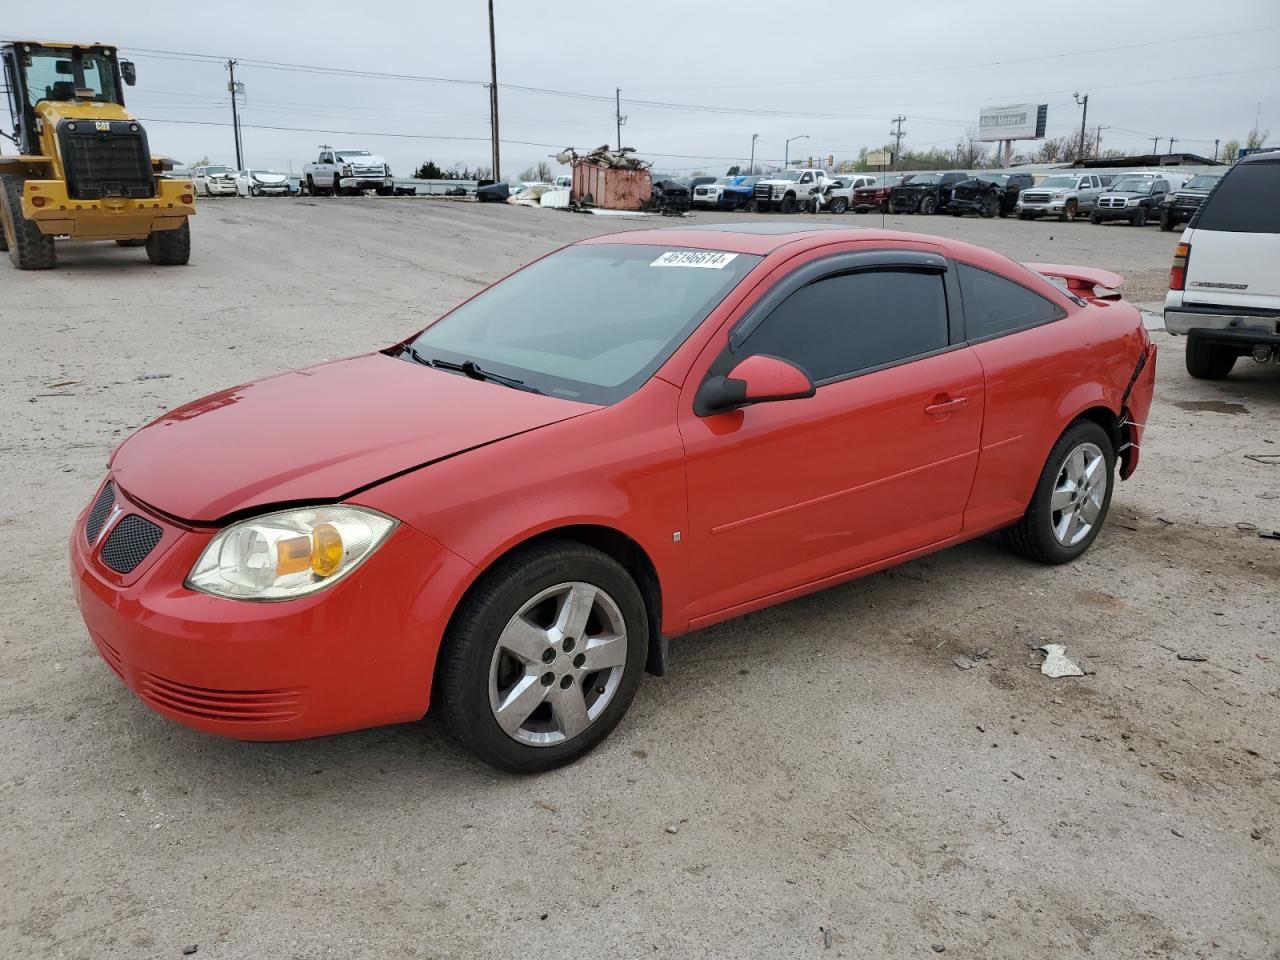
1132, 207, 1147, 227
1060, 199, 1078, 222
781, 194, 797, 214
744, 199, 758, 213
981, 194, 999, 218
438, 540, 648, 773
952, 209, 963, 217
1090, 213, 1102, 225
145, 220, 191, 265
1017, 211, 1030, 220
919, 195, 937, 215
0, 175, 56, 270
115, 238, 147, 247
830, 197, 848, 214
332, 176, 344, 197
305, 175, 316, 196
1185, 335, 1237, 380
1004, 420, 1115, 565
854, 206, 867, 214
998, 205, 1009, 218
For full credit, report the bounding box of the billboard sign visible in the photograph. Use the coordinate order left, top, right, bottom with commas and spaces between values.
978, 103, 1048, 142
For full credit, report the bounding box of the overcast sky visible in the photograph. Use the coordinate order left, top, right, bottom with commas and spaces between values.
7, 1, 1278, 178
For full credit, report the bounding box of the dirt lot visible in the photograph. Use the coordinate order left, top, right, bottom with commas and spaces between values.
4, 199, 1278, 959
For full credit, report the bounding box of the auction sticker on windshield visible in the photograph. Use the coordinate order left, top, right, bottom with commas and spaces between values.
651, 250, 739, 269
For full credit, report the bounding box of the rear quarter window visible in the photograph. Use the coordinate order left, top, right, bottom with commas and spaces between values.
1192, 163, 1280, 234
958, 264, 1065, 341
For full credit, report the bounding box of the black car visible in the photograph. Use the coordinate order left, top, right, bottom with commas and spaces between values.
1158, 173, 1222, 231
888, 171, 970, 214
1090, 176, 1170, 226
948, 173, 1034, 218
476, 181, 510, 203
648, 178, 691, 214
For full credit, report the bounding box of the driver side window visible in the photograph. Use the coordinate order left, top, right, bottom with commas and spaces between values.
739, 269, 949, 383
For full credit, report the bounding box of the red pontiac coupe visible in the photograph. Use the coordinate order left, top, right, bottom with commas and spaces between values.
71, 224, 1155, 772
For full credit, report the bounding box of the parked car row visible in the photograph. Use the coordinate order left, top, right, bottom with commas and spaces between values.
190, 165, 296, 198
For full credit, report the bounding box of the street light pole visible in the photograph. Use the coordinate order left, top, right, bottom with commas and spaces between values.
1073, 91, 1089, 161
749, 133, 758, 175
488, 0, 500, 180
785, 134, 808, 170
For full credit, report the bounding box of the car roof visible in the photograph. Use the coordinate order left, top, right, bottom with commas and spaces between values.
579, 223, 978, 257
1237, 149, 1280, 165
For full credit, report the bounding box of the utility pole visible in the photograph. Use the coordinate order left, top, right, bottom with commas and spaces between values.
226, 59, 243, 170
749, 133, 758, 175
1073, 92, 1088, 161
1168, 138, 1178, 155
614, 88, 627, 151
1150, 136, 1160, 154
890, 115, 906, 170
1214, 138, 1220, 162
1094, 124, 1107, 157
487, 0, 500, 180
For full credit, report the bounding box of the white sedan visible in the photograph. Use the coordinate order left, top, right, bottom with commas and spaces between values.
235, 170, 292, 197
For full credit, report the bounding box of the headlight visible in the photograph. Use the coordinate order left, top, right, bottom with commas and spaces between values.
187, 506, 397, 601
342, 164, 353, 176
1126, 198, 1140, 207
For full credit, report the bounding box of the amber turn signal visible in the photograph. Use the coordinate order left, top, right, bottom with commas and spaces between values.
311, 523, 344, 577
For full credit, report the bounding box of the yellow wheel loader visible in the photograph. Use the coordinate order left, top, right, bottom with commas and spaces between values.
0, 40, 195, 270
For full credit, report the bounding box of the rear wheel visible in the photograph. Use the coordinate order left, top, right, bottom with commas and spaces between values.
0, 175, 56, 270
1185, 335, 1237, 380
438, 541, 648, 773
1004, 420, 1114, 565
145, 220, 191, 265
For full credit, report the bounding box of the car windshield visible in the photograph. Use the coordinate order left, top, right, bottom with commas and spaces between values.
714, 178, 735, 185
406, 244, 761, 405
205, 166, 232, 175
337, 151, 371, 159
1185, 175, 1220, 190
1039, 176, 1077, 188
1111, 178, 1152, 192
909, 174, 941, 185
252, 170, 280, 176
773, 170, 804, 181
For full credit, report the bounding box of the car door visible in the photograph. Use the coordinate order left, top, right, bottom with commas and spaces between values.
677, 249, 985, 621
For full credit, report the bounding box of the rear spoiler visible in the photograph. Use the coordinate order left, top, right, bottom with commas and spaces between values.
1024, 262, 1124, 300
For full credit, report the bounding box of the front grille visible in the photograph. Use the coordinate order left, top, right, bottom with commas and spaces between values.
1174, 194, 1204, 207
1021, 191, 1051, 203
100, 514, 163, 574
1099, 196, 1128, 209
753, 184, 772, 199
85, 482, 115, 544
58, 121, 155, 200
91, 632, 125, 681
138, 672, 305, 723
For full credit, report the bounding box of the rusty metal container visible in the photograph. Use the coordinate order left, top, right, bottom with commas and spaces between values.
571, 161, 652, 211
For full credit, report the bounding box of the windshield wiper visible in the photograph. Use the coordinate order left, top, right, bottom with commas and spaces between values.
399, 346, 542, 394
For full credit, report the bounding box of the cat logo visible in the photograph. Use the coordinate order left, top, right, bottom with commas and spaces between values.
95, 120, 111, 132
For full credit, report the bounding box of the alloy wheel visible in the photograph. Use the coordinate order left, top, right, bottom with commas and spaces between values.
1050, 442, 1107, 546
488, 581, 628, 747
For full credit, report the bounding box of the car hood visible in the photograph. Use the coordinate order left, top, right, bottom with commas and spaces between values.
253, 174, 288, 183
1101, 191, 1149, 199
110, 353, 594, 523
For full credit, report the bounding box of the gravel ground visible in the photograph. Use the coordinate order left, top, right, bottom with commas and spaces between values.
3, 198, 1278, 960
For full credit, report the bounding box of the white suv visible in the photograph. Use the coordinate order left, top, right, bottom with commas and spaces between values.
1164, 151, 1280, 379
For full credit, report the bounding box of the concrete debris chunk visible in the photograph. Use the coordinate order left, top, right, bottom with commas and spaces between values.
1037, 643, 1085, 678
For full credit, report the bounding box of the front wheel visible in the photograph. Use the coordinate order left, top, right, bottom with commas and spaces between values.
919, 195, 937, 215
1090, 213, 1103, 225
1060, 199, 1078, 222
1131, 207, 1147, 227
438, 541, 648, 773
781, 194, 797, 214
1160, 211, 1175, 231
981, 195, 999, 218
830, 197, 848, 214
744, 199, 758, 213
1004, 420, 1114, 565
0, 174, 56, 269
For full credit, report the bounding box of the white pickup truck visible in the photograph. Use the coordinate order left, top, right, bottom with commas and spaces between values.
751, 169, 831, 213
303, 149, 395, 196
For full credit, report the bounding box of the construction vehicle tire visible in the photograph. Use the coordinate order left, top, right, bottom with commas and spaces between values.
146, 220, 191, 266
1, 175, 56, 270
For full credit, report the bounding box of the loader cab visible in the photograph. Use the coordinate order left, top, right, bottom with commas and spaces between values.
3, 42, 134, 155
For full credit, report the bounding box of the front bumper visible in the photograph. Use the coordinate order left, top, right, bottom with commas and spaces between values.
70, 479, 475, 740
205, 181, 238, 195
948, 198, 985, 214
1017, 200, 1067, 216
338, 176, 395, 190
1163, 306, 1280, 342
1092, 207, 1142, 221
22, 179, 195, 239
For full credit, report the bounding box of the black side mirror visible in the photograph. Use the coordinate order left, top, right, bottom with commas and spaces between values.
120, 60, 136, 86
